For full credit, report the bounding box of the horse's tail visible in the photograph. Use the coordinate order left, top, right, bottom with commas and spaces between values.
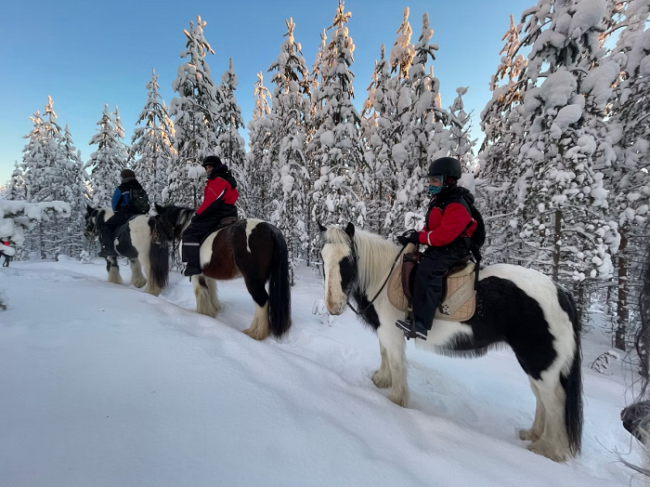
559, 287, 583, 456
267, 224, 291, 337
148, 220, 170, 292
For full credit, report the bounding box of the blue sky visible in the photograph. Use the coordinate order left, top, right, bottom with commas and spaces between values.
0, 0, 533, 185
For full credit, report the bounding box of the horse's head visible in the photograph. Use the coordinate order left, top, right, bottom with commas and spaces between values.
84, 205, 102, 240
320, 222, 358, 315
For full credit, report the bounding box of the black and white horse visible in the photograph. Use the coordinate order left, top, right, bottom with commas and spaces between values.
320, 223, 583, 462
84, 206, 170, 295
153, 204, 292, 340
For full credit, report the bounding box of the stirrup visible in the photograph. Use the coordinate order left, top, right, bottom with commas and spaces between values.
395, 319, 427, 340
183, 264, 202, 277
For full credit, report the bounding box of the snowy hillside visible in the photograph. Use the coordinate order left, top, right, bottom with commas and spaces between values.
0, 259, 643, 486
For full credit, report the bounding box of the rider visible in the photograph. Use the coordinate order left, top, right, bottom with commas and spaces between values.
181, 156, 239, 277
395, 157, 478, 340
99, 169, 148, 257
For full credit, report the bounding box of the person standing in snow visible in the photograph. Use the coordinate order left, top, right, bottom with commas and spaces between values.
99, 169, 149, 257
181, 156, 239, 277
395, 157, 480, 340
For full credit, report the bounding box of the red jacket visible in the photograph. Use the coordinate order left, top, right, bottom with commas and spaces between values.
196, 176, 239, 215
418, 188, 477, 247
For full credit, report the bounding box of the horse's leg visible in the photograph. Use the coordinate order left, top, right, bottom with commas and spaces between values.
242, 277, 270, 341
519, 378, 546, 442
192, 275, 220, 317
129, 258, 147, 288
371, 343, 392, 388
527, 375, 571, 462
106, 256, 123, 285
377, 319, 409, 407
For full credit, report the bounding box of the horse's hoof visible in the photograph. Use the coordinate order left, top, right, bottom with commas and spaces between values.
527, 440, 569, 462
371, 370, 392, 388
132, 279, 147, 289
243, 328, 269, 341
518, 428, 541, 442
387, 392, 408, 408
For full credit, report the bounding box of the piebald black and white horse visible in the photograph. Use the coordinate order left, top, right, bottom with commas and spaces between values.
320, 223, 583, 462
153, 204, 292, 340
84, 206, 170, 295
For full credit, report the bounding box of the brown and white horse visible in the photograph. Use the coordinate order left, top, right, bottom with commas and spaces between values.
153, 204, 292, 340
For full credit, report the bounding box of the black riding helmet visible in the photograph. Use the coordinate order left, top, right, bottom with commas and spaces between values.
201, 155, 222, 168
426, 157, 462, 180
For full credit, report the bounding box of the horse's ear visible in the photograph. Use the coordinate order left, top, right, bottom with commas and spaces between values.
155, 203, 164, 214
86, 204, 94, 214
317, 222, 327, 233
345, 222, 355, 238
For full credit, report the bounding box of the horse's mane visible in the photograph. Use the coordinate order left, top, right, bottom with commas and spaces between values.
325, 226, 400, 293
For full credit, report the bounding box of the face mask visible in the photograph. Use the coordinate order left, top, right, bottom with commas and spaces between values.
429, 184, 442, 195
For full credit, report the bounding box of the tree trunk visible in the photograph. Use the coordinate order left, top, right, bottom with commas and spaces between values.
552, 209, 562, 282
615, 233, 628, 351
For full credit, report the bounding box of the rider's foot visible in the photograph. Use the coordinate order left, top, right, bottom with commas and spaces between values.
395, 319, 428, 340
183, 263, 202, 277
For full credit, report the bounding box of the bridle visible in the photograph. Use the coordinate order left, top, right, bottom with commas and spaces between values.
324, 233, 406, 317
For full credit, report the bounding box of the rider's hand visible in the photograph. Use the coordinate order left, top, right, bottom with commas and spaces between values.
397, 229, 420, 246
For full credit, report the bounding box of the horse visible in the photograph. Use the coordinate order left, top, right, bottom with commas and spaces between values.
83, 206, 170, 295
319, 222, 583, 462
153, 204, 292, 341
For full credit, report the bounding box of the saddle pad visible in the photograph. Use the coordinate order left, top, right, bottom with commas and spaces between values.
388, 259, 476, 322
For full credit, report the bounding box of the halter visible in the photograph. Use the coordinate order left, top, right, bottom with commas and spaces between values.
331, 233, 406, 317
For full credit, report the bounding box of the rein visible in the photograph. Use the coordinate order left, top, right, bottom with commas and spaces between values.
346, 241, 406, 317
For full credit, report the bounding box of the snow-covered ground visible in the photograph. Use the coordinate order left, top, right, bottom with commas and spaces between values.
0, 258, 644, 486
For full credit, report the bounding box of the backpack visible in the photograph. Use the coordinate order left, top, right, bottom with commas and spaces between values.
460, 195, 485, 263
220, 169, 238, 190
128, 188, 150, 214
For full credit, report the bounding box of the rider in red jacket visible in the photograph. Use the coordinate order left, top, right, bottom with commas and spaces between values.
395, 157, 477, 340
181, 156, 239, 277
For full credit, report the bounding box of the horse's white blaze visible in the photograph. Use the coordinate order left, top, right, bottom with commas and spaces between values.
244, 219, 263, 254
322, 243, 351, 315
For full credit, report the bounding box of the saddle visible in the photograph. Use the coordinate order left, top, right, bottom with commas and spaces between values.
199, 216, 239, 245
387, 244, 477, 322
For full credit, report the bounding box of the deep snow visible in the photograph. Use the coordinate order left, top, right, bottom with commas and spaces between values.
0, 258, 644, 486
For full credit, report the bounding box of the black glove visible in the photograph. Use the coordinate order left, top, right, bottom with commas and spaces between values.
397, 229, 420, 246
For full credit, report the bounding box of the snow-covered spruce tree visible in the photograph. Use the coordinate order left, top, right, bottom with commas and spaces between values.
449, 87, 477, 172
58, 124, 89, 257
130, 68, 177, 205
167, 16, 220, 208
6, 162, 26, 201
479, 14, 528, 265
246, 72, 273, 220
85, 105, 127, 208
304, 28, 328, 263
606, 0, 650, 350
390, 12, 454, 234
20, 97, 78, 259
361, 44, 398, 235
267, 18, 312, 278
309, 0, 365, 230
513, 0, 620, 302
216, 58, 247, 214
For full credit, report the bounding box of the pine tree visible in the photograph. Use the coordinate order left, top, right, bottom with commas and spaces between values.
130, 68, 177, 204
267, 18, 312, 277
309, 0, 365, 228
6, 162, 26, 201
168, 16, 220, 208
246, 72, 273, 219
86, 105, 127, 208
216, 59, 247, 213
514, 0, 620, 292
